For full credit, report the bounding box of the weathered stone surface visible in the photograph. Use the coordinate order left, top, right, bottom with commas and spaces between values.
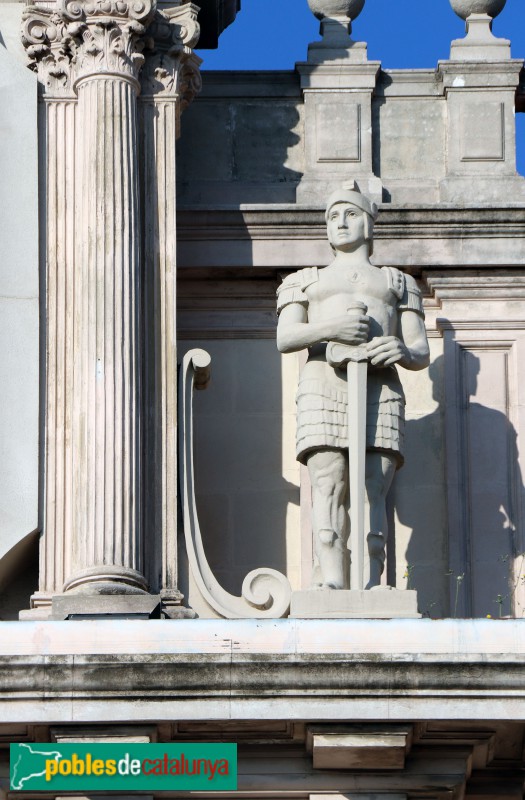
438, 61, 524, 202
177, 62, 525, 208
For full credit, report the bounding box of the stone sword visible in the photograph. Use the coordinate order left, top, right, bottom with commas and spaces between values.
326, 302, 369, 591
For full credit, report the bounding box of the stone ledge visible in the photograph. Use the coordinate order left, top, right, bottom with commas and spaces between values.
0, 620, 524, 723
0, 617, 524, 655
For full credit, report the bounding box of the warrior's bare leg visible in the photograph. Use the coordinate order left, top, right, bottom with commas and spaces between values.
365, 451, 397, 588
307, 448, 348, 590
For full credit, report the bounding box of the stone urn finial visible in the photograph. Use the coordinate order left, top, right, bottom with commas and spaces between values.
306, 0, 368, 61
449, 0, 506, 20
307, 0, 366, 22
449, 0, 510, 60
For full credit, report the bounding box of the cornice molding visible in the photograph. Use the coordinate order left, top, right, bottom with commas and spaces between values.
177, 205, 525, 272
178, 205, 525, 239
2, 619, 525, 722
2, 651, 525, 722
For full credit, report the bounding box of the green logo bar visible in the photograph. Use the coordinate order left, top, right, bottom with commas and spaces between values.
10, 743, 237, 791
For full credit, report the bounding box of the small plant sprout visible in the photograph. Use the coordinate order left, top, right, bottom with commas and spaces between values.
404, 564, 415, 590
453, 573, 464, 619
495, 594, 504, 618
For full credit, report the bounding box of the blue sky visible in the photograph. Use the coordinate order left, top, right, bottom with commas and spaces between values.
196, 0, 525, 175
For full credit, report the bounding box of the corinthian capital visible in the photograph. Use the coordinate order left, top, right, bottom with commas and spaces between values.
62, 0, 156, 85
140, 3, 202, 104
23, 0, 156, 91
22, 7, 74, 94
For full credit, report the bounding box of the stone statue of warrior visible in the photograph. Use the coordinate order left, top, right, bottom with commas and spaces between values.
276, 185, 430, 590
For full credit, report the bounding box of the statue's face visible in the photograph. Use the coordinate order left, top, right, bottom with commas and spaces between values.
326, 202, 367, 252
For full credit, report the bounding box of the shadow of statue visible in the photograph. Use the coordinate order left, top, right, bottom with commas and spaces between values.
392, 355, 449, 616
396, 350, 525, 618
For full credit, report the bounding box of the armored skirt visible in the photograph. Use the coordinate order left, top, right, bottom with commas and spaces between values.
296, 346, 405, 468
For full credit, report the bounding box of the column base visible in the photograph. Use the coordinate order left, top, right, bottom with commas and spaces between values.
161, 592, 198, 619
18, 591, 53, 619
63, 565, 148, 595
20, 594, 197, 620
289, 587, 421, 619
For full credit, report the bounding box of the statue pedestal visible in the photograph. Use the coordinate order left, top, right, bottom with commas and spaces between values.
290, 588, 421, 619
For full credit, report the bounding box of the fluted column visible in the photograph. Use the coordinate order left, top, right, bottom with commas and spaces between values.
22, 10, 77, 609
22, 0, 155, 607
22, 0, 201, 614
140, 5, 201, 616
62, 0, 154, 594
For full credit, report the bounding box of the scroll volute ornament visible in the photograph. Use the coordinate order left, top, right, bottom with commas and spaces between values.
167, 2, 200, 49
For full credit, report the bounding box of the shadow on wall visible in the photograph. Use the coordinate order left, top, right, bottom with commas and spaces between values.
393, 355, 448, 617
176, 94, 303, 205
396, 351, 525, 619
0, 533, 39, 620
